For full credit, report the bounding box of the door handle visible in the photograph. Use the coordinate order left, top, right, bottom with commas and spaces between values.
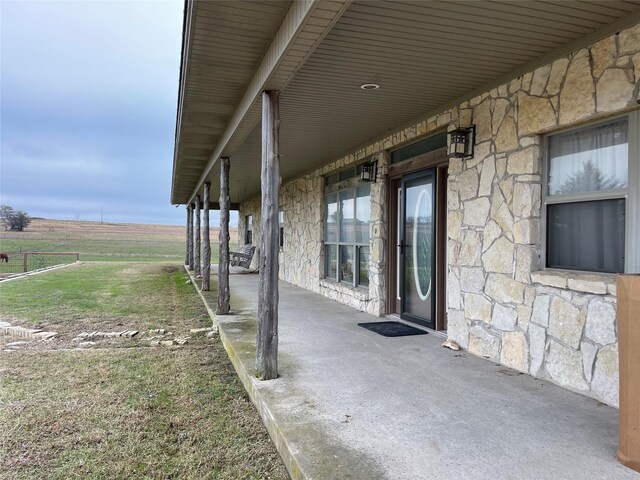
398, 240, 405, 255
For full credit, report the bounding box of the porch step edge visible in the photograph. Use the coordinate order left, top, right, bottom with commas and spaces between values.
184, 266, 308, 480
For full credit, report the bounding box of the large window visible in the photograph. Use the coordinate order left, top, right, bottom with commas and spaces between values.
544, 114, 639, 273
324, 185, 371, 286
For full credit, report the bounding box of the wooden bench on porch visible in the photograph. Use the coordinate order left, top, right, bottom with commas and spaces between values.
230, 245, 255, 269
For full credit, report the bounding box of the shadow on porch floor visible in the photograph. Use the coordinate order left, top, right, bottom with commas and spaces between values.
192, 270, 639, 480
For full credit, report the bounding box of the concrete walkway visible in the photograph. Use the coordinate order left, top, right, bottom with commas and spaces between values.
195, 272, 639, 480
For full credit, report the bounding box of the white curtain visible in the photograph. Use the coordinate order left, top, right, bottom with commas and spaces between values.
548, 118, 628, 195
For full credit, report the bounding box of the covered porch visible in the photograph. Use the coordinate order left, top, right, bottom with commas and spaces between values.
173, 0, 640, 408
190, 270, 637, 480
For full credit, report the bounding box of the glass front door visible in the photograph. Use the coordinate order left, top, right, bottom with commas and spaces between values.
400, 169, 436, 328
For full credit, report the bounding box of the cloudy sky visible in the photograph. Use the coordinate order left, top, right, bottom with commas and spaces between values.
1, 0, 226, 226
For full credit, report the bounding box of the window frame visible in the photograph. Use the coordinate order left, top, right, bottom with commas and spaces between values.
323, 182, 371, 288
541, 111, 640, 274
279, 207, 284, 249
245, 214, 253, 245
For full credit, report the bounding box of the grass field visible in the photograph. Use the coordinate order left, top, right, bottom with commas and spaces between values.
0, 263, 288, 479
0, 263, 202, 335
0, 218, 238, 275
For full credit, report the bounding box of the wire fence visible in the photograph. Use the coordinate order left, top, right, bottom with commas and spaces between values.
0, 252, 79, 277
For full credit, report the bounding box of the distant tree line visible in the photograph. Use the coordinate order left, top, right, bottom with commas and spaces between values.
0, 205, 32, 232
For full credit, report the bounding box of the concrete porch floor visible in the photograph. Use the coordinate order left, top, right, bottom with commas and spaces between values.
194, 271, 639, 480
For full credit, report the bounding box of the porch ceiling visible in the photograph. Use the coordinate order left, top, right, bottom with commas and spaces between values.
171, 0, 292, 203
172, 0, 640, 206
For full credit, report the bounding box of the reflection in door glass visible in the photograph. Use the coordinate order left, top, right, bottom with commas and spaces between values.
412, 187, 432, 301
403, 175, 434, 324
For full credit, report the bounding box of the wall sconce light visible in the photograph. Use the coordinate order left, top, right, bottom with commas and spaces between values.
360, 160, 378, 183
448, 126, 476, 159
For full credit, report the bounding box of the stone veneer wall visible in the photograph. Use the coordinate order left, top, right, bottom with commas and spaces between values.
444, 24, 639, 408
239, 151, 389, 316
237, 23, 640, 407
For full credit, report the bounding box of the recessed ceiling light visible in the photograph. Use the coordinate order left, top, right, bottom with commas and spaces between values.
360, 83, 380, 90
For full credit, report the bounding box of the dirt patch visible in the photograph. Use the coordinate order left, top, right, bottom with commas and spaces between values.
0, 263, 212, 350
161, 265, 180, 274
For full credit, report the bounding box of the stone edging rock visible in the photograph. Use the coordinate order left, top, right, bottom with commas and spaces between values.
1, 321, 57, 340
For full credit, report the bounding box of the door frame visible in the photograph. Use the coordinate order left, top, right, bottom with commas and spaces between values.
387, 147, 449, 331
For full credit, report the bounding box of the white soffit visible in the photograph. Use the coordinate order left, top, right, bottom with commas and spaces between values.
173, 0, 640, 206
172, 0, 351, 205
172, 0, 292, 204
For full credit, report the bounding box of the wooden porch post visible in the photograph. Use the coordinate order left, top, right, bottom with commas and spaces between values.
256, 90, 280, 380
194, 195, 201, 276
185, 207, 190, 265
202, 183, 211, 291
217, 157, 231, 314
188, 205, 194, 270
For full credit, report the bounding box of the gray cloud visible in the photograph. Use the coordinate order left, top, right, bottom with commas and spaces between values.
1, 0, 237, 226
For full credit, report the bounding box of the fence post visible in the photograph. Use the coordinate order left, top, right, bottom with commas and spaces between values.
23, 253, 28, 272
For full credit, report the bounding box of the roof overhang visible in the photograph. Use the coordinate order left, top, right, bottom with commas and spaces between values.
172, 0, 640, 207
171, 0, 351, 204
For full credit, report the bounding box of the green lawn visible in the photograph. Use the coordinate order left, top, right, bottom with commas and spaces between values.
0, 263, 288, 480
0, 263, 206, 334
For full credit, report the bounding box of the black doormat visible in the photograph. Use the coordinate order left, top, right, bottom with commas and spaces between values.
357, 321, 428, 337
